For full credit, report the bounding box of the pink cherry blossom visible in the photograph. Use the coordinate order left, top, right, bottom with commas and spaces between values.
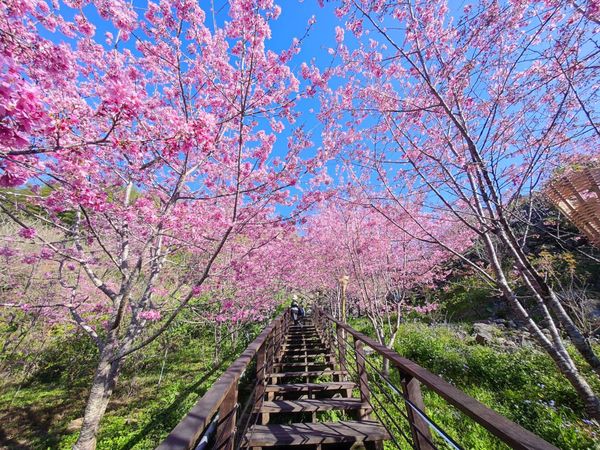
138, 309, 161, 321
18, 228, 36, 239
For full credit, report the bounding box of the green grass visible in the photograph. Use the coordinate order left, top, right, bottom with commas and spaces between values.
350, 320, 600, 450
0, 324, 256, 449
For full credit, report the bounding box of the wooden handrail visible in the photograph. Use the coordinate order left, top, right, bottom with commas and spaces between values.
156, 312, 286, 450
315, 308, 559, 450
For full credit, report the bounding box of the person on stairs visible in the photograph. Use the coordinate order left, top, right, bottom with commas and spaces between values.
298, 303, 305, 325
290, 300, 300, 325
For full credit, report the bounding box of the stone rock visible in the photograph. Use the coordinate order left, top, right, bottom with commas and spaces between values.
473, 322, 496, 334
473, 322, 496, 345
507, 320, 517, 329
497, 338, 517, 349
473, 322, 497, 344
66, 418, 84, 433
542, 328, 551, 336
475, 332, 491, 344
517, 332, 534, 347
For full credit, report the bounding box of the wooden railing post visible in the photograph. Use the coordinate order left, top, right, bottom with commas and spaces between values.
261, 331, 275, 425
335, 324, 346, 382
399, 371, 434, 450
272, 320, 280, 361
354, 337, 371, 420
267, 320, 280, 386
327, 320, 335, 351
214, 381, 238, 450
255, 342, 266, 404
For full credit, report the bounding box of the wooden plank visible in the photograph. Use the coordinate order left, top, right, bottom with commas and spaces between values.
280, 349, 328, 355
277, 353, 333, 360
245, 420, 390, 447
283, 337, 321, 341
320, 310, 559, 450
257, 397, 362, 413
264, 381, 356, 393
267, 370, 347, 378
272, 361, 329, 368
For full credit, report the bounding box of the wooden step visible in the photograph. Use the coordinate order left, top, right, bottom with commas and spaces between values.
273, 361, 329, 368
267, 370, 347, 379
277, 354, 333, 361
283, 338, 322, 342
281, 348, 328, 355
285, 336, 321, 342
257, 398, 363, 413
245, 420, 390, 447
280, 346, 326, 352
281, 348, 324, 354
285, 335, 319, 338
264, 381, 355, 393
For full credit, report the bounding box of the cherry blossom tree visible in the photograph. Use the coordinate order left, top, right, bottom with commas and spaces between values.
0, 0, 322, 447
294, 193, 461, 373
316, 0, 600, 418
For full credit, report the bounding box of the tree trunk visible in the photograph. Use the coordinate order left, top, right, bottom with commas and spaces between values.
482, 232, 600, 420
541, 337, 600, 419
498, 224, 600, 377
382, 356, 390, 378
382, 326, 400, 378
504, 293, 600, 419
73, 344, 122, 450
544, 289, 600, 376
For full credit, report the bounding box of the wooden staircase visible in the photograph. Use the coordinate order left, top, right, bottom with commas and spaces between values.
244, 317, 390, 449
159, 308, 559, 450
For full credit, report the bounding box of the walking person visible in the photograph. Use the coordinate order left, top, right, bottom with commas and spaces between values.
290, 300, 300, 325
298, 303, 305, 326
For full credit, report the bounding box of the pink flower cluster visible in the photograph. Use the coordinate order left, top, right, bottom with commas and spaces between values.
18, 228, 36, 239
138, 309, 161, 321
